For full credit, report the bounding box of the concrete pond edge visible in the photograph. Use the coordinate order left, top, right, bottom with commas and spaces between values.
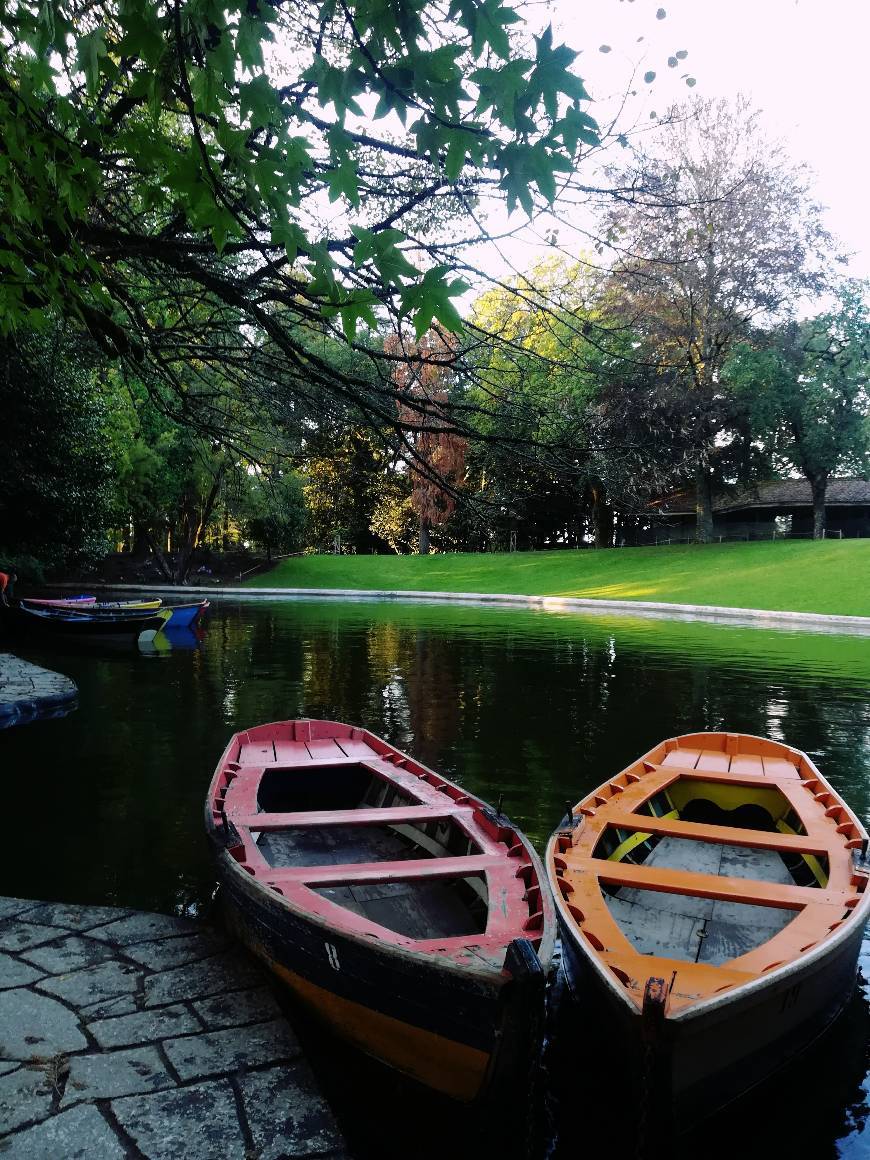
0, 655, 78, 729
61, 583, 870, 636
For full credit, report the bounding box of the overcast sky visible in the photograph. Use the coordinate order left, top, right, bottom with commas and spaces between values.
547, 0, 870, 276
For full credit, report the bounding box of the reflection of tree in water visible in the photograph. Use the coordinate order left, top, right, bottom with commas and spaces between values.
7, 600, 869, 926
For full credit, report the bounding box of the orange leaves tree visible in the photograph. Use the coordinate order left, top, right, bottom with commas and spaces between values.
386, 331, 467, 554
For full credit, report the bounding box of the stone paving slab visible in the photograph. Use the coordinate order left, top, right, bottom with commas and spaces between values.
0, 922, 61, 953
192, 986, 281, 1030
0, 951, 44, 990
0, 1065, 56, 1133
21, 901, 132, 931
0, 653, 77, 728
240, 1063, 346, 1159
36, 958, 142, 1006
164, 1018, 301, 1082
122, 930, 230, 970
61, 1045, 173, 1106
0, 896, 349, 1158
0, 898, 38, 921
144, 948, 264, 1007
20, 934, 124, 974
89, 1003, 203, 1049
112, 1078, 247, 1160
0, 1103, 127, 1159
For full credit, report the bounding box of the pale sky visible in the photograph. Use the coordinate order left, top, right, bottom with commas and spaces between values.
547, 0, 870, 276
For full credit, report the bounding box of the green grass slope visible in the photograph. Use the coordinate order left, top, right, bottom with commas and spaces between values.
244, 540, 870, 617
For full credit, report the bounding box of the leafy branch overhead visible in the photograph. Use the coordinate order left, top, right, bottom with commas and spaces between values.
0, 0, 600, 357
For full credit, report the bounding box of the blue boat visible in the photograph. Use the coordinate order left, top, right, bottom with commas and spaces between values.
164, 600, 210, 628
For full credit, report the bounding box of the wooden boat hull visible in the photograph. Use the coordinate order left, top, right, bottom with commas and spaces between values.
165, 600, 209, 628
0, 603, 169, 638
559, 895, 865, 1127
23, 596, 96, 606
22, 599, 162, 615
546, 731, 870, 1131
0, 603, 168, 640
214, 848, 539, 1102
205, 719, 555, 1104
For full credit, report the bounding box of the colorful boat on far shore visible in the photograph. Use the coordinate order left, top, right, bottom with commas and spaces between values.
0, 602, 171, 641
164, 599, 209, 628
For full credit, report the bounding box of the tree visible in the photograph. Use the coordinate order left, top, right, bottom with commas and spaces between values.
388, 330, 467, 553
601, 96, 835, 541
243, 470, 307, 558
0, 0, 613, 448
0, 327, 116, 567
467, 259, 694, 548
728, 284, 870, 538
303, 427, 400, 553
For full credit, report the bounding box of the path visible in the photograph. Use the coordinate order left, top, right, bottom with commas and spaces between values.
0, 896, 347, 1159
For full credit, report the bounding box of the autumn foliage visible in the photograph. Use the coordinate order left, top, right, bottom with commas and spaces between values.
386, 330, 467, 553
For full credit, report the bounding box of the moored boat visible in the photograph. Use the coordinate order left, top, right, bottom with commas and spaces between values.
22, 597, 162, 611
0, 602, 171, 640
23, 595, 96, 606
164, 599, 209, 627
546, 731, 870, 1129
205, 718, 555, 1103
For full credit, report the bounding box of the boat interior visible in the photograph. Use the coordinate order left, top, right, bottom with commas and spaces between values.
593, 779, 822, 965
552, 735, 868, 997
248, 760, 492, 940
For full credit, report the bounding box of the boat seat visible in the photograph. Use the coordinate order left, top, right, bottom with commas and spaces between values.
570, 857, 848, 910
262, 853, 505, 886
599, 810, 832, 857
234, 805, 470, 830
259, 853, 525, 946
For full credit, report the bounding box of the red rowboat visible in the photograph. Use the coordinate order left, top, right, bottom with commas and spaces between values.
205, 718, 555, 1102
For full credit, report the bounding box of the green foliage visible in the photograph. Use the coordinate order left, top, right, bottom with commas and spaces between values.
728, 283, 870, 487
243, 471, 308, 556
303, 428, 405, 553
0, 328, 116, 566
0, 0, 598, 352
466, 258, 673, 546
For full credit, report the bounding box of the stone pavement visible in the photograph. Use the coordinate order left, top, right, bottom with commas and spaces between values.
0, 897, 348, 1159
0, 655, 77, 728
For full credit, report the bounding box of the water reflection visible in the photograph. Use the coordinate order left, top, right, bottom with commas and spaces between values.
4, 597, 870, 905
1, 597, 869, 1154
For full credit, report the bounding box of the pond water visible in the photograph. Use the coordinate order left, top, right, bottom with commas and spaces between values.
3, 597, 869, 1157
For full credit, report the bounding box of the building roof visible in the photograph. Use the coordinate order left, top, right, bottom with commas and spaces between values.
653, 478, 870, 516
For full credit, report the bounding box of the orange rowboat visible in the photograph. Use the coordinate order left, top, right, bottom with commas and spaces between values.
546, 732, 870, 1128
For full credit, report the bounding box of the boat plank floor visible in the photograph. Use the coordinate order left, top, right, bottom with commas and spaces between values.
257, 811, 488, 939
316, 881, 483, 940
258, 825, 423, 868
605, 837, 795, 964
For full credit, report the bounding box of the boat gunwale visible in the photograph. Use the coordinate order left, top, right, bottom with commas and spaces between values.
546, 730, 870, 1021
206, 719, 556, 981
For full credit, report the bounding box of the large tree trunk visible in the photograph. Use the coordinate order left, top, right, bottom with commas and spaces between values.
809, 472, 828, 539
130, 519, 151, 560
173, 469, 226, 583
694, 462, 714, 544
418, 517, 431, 555
145, 531, 174, 582
589, 482, 613, 549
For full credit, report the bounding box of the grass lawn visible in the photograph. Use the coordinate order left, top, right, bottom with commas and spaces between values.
244, 539, 870, 617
